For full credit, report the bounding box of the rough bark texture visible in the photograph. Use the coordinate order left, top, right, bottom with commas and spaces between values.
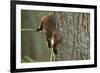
52, 12, 90, 61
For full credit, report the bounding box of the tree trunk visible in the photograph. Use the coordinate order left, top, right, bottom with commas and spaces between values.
52, 12, 90, 61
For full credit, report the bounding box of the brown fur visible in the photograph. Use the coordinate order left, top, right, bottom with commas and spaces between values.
37, 14, 62, 55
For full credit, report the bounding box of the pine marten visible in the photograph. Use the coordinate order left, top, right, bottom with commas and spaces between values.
36, 14, 62, 55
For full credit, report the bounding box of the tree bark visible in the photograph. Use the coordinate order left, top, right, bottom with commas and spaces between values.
52, 12, 90, 61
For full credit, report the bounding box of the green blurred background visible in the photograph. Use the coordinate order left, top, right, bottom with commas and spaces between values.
21, 10, 52, 63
